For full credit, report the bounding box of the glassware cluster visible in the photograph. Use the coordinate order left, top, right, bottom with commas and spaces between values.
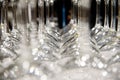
0, 0, 120, 80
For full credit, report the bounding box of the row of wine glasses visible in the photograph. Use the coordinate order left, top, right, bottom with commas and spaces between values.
0, 0, 120, 80
91, 0, 120, 78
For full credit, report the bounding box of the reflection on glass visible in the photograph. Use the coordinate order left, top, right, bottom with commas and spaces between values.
0, 0, 120, 80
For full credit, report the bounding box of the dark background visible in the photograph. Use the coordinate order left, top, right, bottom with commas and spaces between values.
0, 0, 118, 29
54, 0, 118, 29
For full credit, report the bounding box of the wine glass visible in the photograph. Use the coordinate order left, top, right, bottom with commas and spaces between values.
9, 0, 22, 50
33, 0, 61, 62
105, 0, 120, 70
91, 0, 120, 70
60, 0, 95, 69
60, 0, 78, 57
90, 0, 103, 50
0, 0, 19, 59
0, 0, 19, 77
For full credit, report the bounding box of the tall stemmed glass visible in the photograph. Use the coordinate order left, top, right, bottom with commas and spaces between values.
106, 0, 120, 66
92, 0, 109, 43
0, 0, 18, 58
31, 0, 63, 76
45, 0, 60, 39
47, 0, 62, 58
0, 1, 40, 79
0, 0, 10, 41
1, 1, 39, 79
117, 0, 120, 36
10, 0, 22, 50
97, 0, 117, 49
100, 0, 117, 49
34, 0, 60, 61
45, 0, 57, 28
0, 0, 18, 75
47, 0, 61, 47
97, 0, 118, 50
60, 0, 79, 58
90, 0, 111, 68
38, 0, 45, 45
91, 0, 102, 40
104, 0, 110, 29
92, 0, 120, 68
90, 0, 101, 54
92, 0, 110, 51
107, 1, 120, 75
116, 1, 120, 37
0, 0, 9, 39
110, 0, 116, 30
71, 0, 78, 24
60, 0, 92, 68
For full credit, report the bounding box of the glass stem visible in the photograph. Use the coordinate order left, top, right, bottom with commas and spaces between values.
50, 0, 54, 21
11, 0, 17, 30
104, 0, 110, 28
0, 0, 9, 41
95, 0, 101, 26
2, 0, 9, 34
110, 0, 117, 30
46, 0, 50, 24
78, 0, 81, 26
38, 0, 44, 26
0, 1, 3, 41
72, 0, 77, 23
30, 2, 37, 23
1, 0, 9, 34
22, 1, 29, 25
117, 0, 120, 32
38, 0, 44, 35
74, 1, 78, 24
0, 1, 2, 24
28, 3, 31, 23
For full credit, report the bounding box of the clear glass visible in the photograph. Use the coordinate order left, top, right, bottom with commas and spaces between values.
0, 0, 18, 76
104, 0, 109, 28
61, 0, 78, 57
91, 0, 103, 36
91, 0, 120, 70
0, 0, 120, 80
33, 0, 60, 62
10, 0, 21, 50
